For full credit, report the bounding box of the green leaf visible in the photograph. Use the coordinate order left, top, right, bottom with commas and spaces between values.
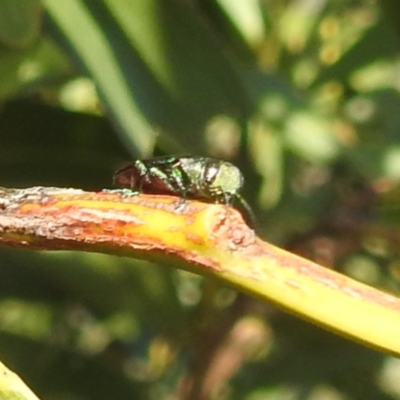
43, 0, 252, 155
43, 0, 157, 156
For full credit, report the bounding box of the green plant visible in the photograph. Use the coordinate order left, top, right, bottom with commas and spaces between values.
2, 1, 400, 399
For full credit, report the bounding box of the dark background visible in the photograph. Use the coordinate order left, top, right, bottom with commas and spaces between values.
1, 1, 400, 399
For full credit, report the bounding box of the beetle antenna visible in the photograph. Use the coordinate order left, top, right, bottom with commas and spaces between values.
234, 193, 257, 229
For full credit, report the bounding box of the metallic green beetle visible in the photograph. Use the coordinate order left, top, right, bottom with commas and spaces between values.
113, 155, 243, 205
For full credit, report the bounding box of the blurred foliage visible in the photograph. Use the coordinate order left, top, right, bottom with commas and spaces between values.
2, 0, 400, 399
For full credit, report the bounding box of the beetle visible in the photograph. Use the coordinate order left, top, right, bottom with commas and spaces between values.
113, 156, 244, 204
113, 155, 255, 226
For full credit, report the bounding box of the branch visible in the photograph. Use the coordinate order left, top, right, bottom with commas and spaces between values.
1, 186, 400, 355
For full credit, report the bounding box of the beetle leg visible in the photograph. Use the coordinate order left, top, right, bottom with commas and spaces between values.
223, 192, 234, 205
102, 188, 139, 197
174, 197, 187, 211
148, 166, 182, 193
132, 160, 150, 192
170, 168, 190, 197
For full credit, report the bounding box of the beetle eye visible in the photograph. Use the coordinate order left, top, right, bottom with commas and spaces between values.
114, 166, 138, 189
